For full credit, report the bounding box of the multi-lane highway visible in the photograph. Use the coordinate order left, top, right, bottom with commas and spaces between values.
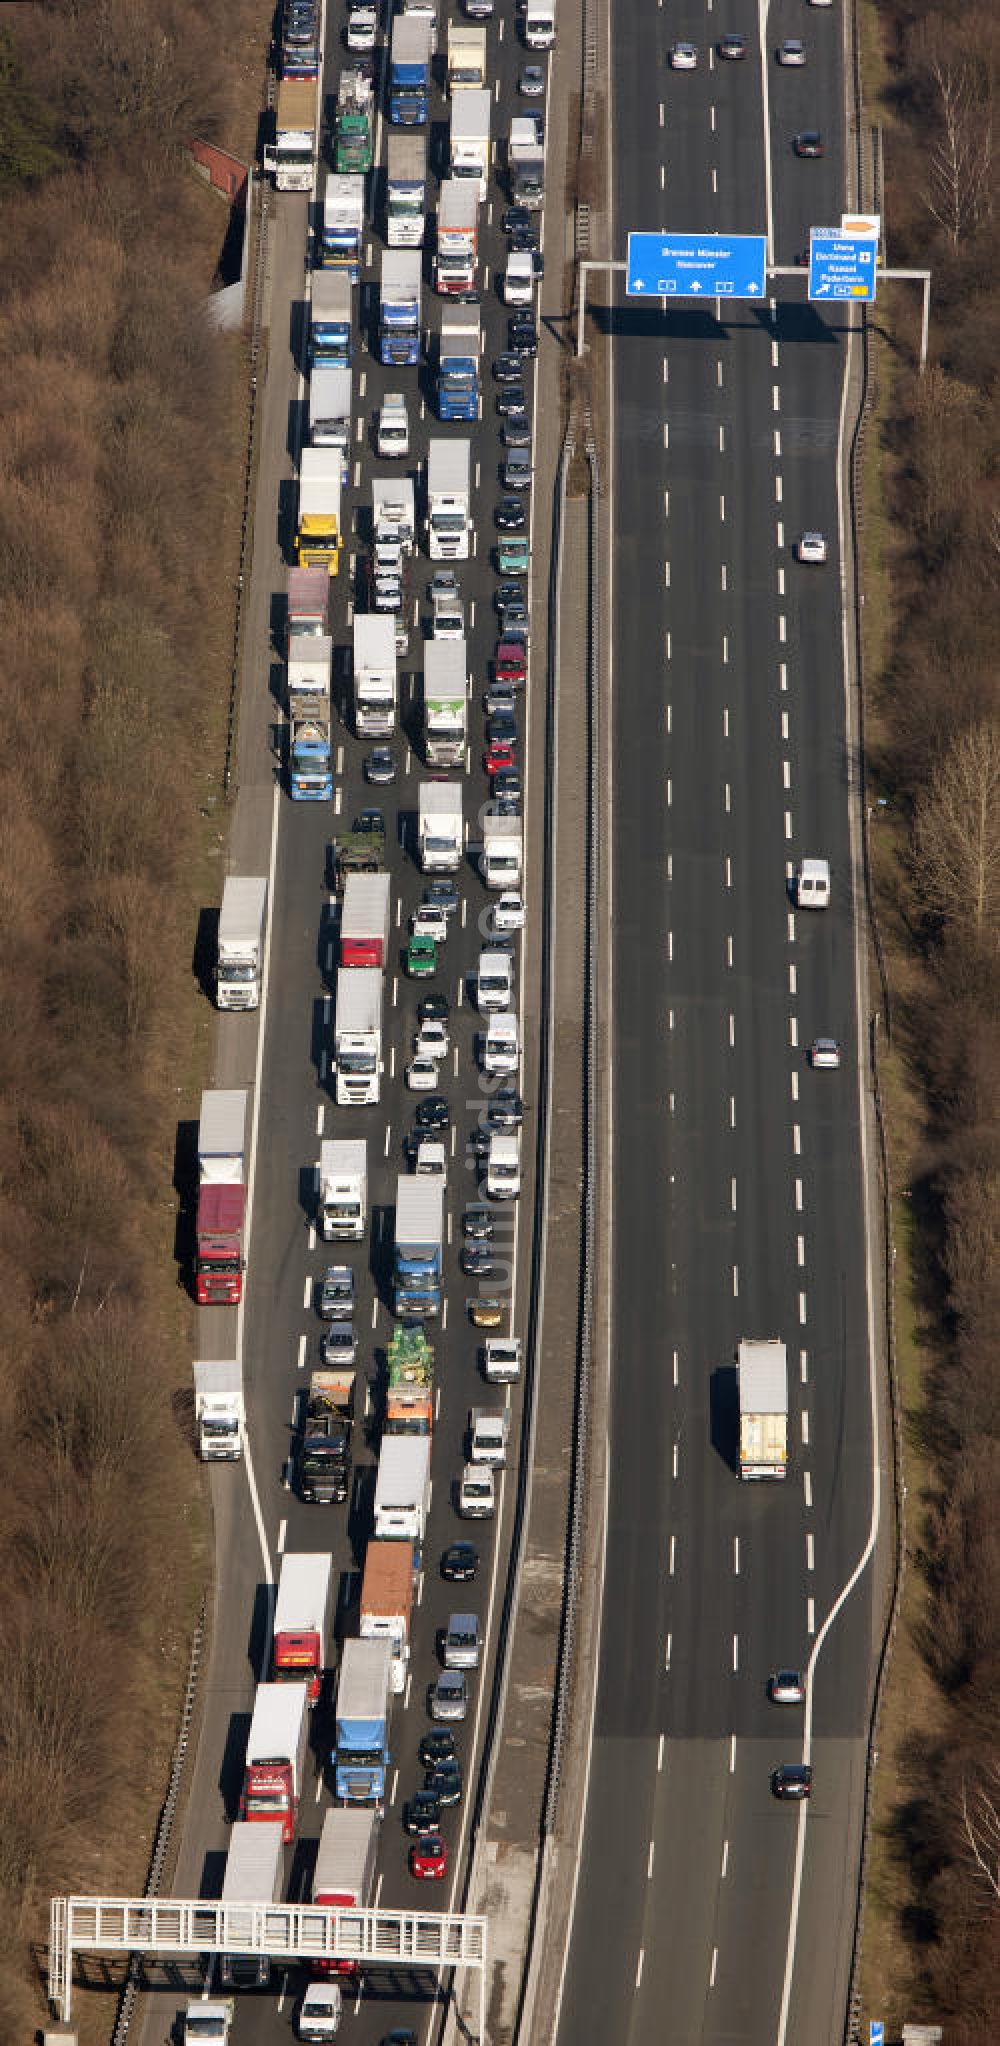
166, 1, 556, 2042
554, 3, 883, 2045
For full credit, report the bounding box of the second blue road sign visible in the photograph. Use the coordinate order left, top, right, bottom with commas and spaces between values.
627, 232, 768, 300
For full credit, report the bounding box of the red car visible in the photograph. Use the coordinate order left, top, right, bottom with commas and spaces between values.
486, 737, 517, 776
409, 1831, 448, 1880
495, 639, 527, 687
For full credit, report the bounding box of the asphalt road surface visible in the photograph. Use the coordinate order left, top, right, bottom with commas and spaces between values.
554, 5, 881, 2046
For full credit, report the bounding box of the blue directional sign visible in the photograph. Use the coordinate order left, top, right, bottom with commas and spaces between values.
808, 229, 878, 303
627, 231, 767, 301
869, 2024, 885, 2046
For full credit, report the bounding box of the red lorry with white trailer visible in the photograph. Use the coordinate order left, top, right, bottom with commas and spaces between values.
311, 1806, 379, 1976
240, 1682, 310, 1843
272, 1552, 334, 1702
340, 871, 391, 969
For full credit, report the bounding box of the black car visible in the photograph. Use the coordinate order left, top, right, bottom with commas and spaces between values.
416, 1095, 451, 1131
463, 1204, 494, 1240
317, 1265, 356, 1318
462, 1243, 500, 1276
496, 792, 522, 817
364, 746, 398, 785
419, 1728, 456, 1768
508, 226, 541, 256
493, 351, 523, 383
354, 808, 386, 835
492, 768, 523, 800
501, 204, 533, 236
496, 383, 527, 416
441, 1540, 479, 1582
508, 315, 538, 358
495, 579, 525, 613
495, 496, 527, 532
403, 1789, 442, 1834
419, 991, 451, 1024
489, 1086, 524, 1130
772, 1763, 813, 1800
425, 1758, 463, 1806
488, 711, 518, 745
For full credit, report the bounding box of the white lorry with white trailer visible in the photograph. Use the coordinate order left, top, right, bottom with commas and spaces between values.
426, 439, 471, 560
424, 639, 468, 766
352, 613, 398, 738
193, 1359, 243, 1461
264, 78, 317, 191
377, 392, 410, 459
333, 967, 383, 1106
418, 782, 463, 872
319, 1139, 367, 1240
309, 364, 352, 482
216, 876, 268, 1010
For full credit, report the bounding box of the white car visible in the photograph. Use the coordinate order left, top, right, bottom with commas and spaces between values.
458, 1464, 496, 1518
476, 948, 513, 1013
809, 1037, 841, 1070
407, 1054, 440, 1091
416, 1017, 449, 1060
492, 892, 526, 933
669, 41, 698, 68
777, 38, 806, 64
412, 904, 448, 942
795, 530, 828, 563
414, 1138, 447, 1177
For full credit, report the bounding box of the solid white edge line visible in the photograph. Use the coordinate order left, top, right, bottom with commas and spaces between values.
238, 778, 282, 1669
775, 259, 886, 2046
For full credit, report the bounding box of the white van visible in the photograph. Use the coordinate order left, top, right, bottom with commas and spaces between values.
483, 1337, 522, 1382
524, 0, 555, 48
476, 948, 513, 1013
483, 1011, 520, 1076
795, 857, 831, 909
503, 249, 536, 306
486, 1131, 520, 1200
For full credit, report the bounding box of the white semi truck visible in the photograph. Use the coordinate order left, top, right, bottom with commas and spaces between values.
418, 781, 463, 872
333, 967, 383, 1106
426, 439, 471, 560
353, 613, 398, 738
193, 1359, 243, 1461
423, 639, 468, 767
318, 1139, 367, 1240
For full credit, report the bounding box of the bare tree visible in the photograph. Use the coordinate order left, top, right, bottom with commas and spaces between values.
925, 60, 994, 248
913, 720, 1000, 943
961, 1766, 1000, 1903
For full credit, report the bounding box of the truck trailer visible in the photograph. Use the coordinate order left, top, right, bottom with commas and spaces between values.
341, 872, 391, 967
379, 249, 421, 366
737, 1337, 788, 1479
333, 1638, 392, 1802
216, 876, 267, 1011
385, 1323, 434, 1438
389, 14, 432, 124
196, 1090, 247, 1306
447, 22, 487, 90
333, 966, 383, 1105
288, 633, 333, 800
450, 88, 491, 200
320, 172, 365, 278
297, 1369, 355, 1504
437, 306, 480, 419
218, 1822, 284, 1988
386, 130, 427, 246
272, 1551, 334, 1700
373, 1433, 431, 1542
426, 439, 471, 559
434, 181, 479, 296
296, 447, 342, 573
240, 1682, 310, 1842
424, 639, 468, 766
393, 1175, 445, 1320
360, 1540, 414, 1694
352, 613, 398, 738
264, 78, 317, 191
309, 269, 353, 368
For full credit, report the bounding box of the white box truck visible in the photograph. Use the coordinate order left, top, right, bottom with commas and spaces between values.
450, 88, 490, 199
319, 1139, 367, 1240
216, 876, 268, 1011
373, 1434, 431, 1541
193, 1359, 243, 1461
418, 781, 463, 871
309, 364, 352, 483
427, 439, 471, 560
481, 813, 523, 889
386, 130, 427, 246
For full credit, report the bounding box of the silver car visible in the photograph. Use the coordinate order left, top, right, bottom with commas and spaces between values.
504, 446, 533, 491
768, 1669, 806, 1705
443, 1613, 482, 1670
429, 1671, 468, 1721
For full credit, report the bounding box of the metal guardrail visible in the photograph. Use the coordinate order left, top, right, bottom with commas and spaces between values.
222, 83, 273, 796
542, 416, 599, 1829
109, 1600, 206, 2045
